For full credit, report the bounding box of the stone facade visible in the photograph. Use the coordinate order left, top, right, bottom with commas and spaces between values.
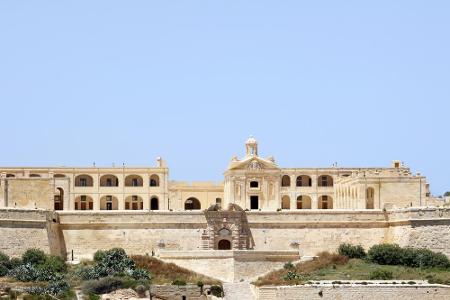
0, 137, 441, 214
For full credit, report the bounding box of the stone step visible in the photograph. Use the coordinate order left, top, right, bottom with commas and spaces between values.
223, 282, 255, 300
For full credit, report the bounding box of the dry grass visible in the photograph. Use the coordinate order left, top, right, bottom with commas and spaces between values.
131, 255, 221, 285
253, 252, 349, 286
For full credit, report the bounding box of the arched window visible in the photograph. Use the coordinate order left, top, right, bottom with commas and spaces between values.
54, 188, 64, 210
366, 187, 375, 209
74, 195, 94, 210
100, 195, 119, 210
125, 175, 143, 187
318, 175, 333, 187
184, 197, 201, 210
100, 175, 119, 187
319, 195, 333, 209
75, 175, 94, 187
150, 174, 160, 187
296, 195, 311, 209
281, 195, 290, 209
150, 197, 159, 210
281, 175, 291, 187
125, 195, 143, 210
296, 175, 312, 187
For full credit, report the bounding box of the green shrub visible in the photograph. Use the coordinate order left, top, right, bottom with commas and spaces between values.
210, 285, 223, 297
368, 244, 450, 269
82, 277, 124, 294
367, 244, 403, 265
8, 263, 63, 282
130, 268, 150, 280
0, 263, 8, 277
22, 249, 46, 266
283, 261, 294, 269
26, 280, 70, 296
42, 255, 67, 273
93, 250, 106, 262
0, 251, 9, 265
283, 271, 301, 281
338, 243, 366, 258
401, 248, 450, 269
76, 248, 135, 280
172, 279, 186, 286
369, 269, 393, 280
8, 258, 23, 270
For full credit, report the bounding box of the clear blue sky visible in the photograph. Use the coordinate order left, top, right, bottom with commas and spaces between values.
0, 1, 449, 195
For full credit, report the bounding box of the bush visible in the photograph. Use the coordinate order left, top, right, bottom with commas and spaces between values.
172, 279, 186, 286
283, 271, 301, 281
130, 268, 150, 280
8, 258, 23, 270
338, 243, 366, 259
0, 263, 8, 277
0, 251, 9, 265
26, 280, 70, 296
367, 244, 403, 265
210, 285, 223, 297
93, 250, 106, 262
401, 248, 450, 269
76, 248, 136, 280
82, 277, 124, 294
42, 255, 67, 273
369, 269, 393, 280
283, 261, 294, 269
22, 249, 46, 266
368, 244, 450, 269
8, 263, 63, 282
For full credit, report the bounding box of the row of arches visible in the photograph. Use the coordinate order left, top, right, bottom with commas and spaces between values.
281, 195, 333, 209
74, 174, 160, 187
73, 195, 160, 210
281, 175, 333, 187
68, 196, 202, 211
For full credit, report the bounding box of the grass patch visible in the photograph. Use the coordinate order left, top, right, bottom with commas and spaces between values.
131, 255, 221, 285
253, 252, 450, 286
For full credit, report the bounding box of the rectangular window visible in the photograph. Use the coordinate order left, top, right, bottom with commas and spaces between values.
132, 178, 138, 186
80, 196, 86, 202
80, 178, 87, 186
106, 178, 112, 186
250, 181, 259, 188
321, 177, 328, 187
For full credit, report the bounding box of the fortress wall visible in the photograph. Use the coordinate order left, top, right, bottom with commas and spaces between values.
1, 208, 449, 261
58, 211, 207, 260
0, 209, 54, 257
256, 283, 450, 300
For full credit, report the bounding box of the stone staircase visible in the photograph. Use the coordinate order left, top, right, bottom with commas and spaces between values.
223, 282, 255, 300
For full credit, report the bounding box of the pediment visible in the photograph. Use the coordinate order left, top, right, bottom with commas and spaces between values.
228, 156, 278, 171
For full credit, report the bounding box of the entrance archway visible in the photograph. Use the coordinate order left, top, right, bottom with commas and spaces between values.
218, 239, 231, 250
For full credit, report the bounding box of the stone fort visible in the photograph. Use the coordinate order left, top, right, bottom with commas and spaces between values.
0, 137, 449, 282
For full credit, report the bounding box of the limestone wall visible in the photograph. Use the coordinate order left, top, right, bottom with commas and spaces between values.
58, 211, 207, 259
0, 209, 57, 257
256, 283, 450, 300
4, 179, 54, 210
159, 250, 300, 282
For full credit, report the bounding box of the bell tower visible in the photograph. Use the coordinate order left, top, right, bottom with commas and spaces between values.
245, 136, 258, 157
